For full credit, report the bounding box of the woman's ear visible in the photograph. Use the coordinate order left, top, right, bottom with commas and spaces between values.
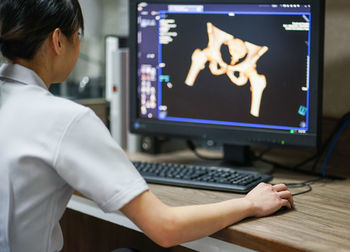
51, 28, 63, 55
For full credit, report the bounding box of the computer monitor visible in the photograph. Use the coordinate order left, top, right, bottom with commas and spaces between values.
129, 0, 324, 165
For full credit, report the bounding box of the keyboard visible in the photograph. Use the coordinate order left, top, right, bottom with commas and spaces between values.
133, 161, 273, 193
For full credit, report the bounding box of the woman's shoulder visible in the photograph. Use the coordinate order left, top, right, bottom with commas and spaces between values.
46, 94, 91, 119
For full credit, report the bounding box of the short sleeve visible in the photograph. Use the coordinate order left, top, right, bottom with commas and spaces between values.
54, 108, 148, 212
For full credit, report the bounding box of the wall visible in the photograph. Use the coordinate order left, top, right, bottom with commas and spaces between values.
103, 0, 129, 36
324, 0, 350, 117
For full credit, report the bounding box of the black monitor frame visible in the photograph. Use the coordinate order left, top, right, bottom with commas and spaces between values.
129, 0, 324, 163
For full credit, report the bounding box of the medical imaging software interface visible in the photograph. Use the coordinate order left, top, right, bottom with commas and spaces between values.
136, 3, 312, 133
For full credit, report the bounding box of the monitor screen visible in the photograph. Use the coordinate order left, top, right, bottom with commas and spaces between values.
129, 0, 324, 161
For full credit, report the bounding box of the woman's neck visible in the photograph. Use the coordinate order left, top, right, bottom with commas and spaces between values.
12, 58, 51, 88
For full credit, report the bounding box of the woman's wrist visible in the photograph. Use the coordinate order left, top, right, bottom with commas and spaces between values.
241, 197, 257, 218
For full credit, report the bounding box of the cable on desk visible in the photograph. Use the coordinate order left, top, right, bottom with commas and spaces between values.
252, 147, 273, 161
186, 140, 222, 161
274, 177, 331, 196
257, 111, 350, 178
289, 184, 312, 196
271, 181, 312, 196
187, 140, 274, 163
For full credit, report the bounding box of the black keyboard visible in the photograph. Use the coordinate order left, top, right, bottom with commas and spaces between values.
133, 161, 273, 193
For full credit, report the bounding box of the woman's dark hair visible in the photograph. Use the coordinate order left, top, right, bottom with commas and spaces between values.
0, 0, 84, 61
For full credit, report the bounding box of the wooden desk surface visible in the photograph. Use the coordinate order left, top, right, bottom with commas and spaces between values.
128, 150, 350, 252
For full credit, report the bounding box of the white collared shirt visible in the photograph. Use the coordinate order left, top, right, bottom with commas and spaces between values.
0, 64, 148, 252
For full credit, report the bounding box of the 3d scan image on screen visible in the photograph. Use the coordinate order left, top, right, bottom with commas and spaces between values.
184, 22, 268, 117
134, 2, 318, 140
159, 12, 309, 129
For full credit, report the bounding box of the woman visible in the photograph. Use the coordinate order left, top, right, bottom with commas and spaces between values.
0, 0, 293, 251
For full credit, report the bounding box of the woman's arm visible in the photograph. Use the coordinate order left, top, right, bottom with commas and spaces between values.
121, 182, 293, 248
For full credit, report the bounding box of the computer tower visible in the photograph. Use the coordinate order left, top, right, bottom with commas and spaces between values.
105, 35, 140, 153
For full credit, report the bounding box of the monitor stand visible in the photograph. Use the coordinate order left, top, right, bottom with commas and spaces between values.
221, 144, 274, 174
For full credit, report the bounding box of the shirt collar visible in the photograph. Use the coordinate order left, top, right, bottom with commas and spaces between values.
0, 63, 48, 89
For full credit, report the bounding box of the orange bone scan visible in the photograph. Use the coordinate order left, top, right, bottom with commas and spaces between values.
185, 22, 268, 117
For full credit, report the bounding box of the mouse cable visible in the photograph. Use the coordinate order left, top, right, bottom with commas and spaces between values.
290, 184, 312, 196
271, 181, 312, 196
274, 177, 332, 196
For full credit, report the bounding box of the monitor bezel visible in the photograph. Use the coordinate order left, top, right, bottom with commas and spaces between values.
129, 0, 324, 149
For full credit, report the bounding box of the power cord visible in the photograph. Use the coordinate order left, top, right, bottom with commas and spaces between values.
257, 111, 350, 178
321, 116, 350, 176
304, 111, 350, 173
186, 140, 222, 161
252, 147, 273, 161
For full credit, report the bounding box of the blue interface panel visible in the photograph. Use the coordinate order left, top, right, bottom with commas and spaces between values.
136, 3, 312, 133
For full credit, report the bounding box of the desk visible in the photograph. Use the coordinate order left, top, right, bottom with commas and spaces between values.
64, 150, 350, 252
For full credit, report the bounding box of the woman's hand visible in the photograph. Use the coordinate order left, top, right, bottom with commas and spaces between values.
245, 183, 294, 217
